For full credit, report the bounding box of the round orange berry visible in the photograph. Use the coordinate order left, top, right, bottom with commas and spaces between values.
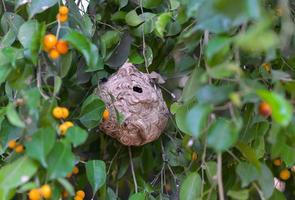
273, 159, 282, 166
280, 169, 291, 181
258, 102, 272, 117
40, 184, 51, 199
28, 189, 41, 200
43, 34, 57, 50
15, 144, 24, 153
103, 109, 110, 120
61, 107, 69, 118
76, 190, 85, 198
74, 196, 83, 200
57, 13, 68, 23
49, 49, 60, 60
59, 6, 69, 15
62, 190, 69, 198
8, 140, 17, 149
52, 107, 63, 119
56, 40, 69, 55
73, 166, 79, 174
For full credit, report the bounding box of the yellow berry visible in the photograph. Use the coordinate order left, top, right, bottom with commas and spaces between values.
52, 107, 63, 119
49, 49, 60, 60
57, 13, 68, 23
59, 121, 74, 135
76, 190, 85, 198
7, 140, 17, 149
74, 196, 83, 200
273, 159, 282, 167
191, 152, 198, 161
103, 109, 110, 120
280, 169, 291, 181
15, 144, 24, 153
28, 189, 41, 200
61, 107, 69, 119
40, 184, 52, 199
73, 166, 79, 174
43, 34, 57, 50
59, 6, 69, 15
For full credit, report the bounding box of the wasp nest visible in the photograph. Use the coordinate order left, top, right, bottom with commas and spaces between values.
98, 62, 169, 146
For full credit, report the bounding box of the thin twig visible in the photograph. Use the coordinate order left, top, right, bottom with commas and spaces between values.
253, 182, 265, 200
1, 0, 6, 12
217, 153, 225, 200
128, 147, 138, 193
139, 0, 149, 73
37, 61, 49, 100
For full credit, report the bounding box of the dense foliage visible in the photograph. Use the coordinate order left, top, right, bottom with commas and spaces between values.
0, 0, 295, 199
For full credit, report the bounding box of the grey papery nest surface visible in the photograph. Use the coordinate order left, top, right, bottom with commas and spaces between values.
98, 62, 169, 146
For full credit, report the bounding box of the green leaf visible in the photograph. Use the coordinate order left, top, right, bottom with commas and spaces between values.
27, 0, 58, 18
176, 102, 212, 138
207, 118, 239, 152
227, 189, 249, 200
236, 162, 259, 187
143, 0, 162, 8
6, 103, 25, 128
79, 95, 105, 129
129, 192, 146, 200
17, 20, 45, 64
47, 142, 75, 180
182, 68, 205, 102
0, 156, 38, 189
205, 36, 231, 65
85, 160, 106, 196
25, 127, 56, 167
125, 10, 144, 26
196, 85, 234, 105
269, 190, 287, 200
236, 142, 260, 169
65, 126, 88, 147
155, 12, 172, 38
57, 178, 75, 196
64, 31, 103, 72
179, 172, 201, 200
257, 90, 293, 126
257, 164, 274, 198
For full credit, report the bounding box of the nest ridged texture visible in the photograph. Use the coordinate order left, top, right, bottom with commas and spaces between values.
98, 62, 169, 146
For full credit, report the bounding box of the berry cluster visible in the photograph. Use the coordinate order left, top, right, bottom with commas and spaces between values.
57, 6, 69, 23
52, 106, 74, 136
28, 184, 51, 200
74, 190, 85, 200
7, 140, 24, 153
43, 34, 69, 60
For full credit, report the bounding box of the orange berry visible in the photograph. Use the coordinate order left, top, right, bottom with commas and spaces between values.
57, 13, 68, 23
62, 190, 68, 198
8, 140, 17, 149
262, 63, 271, 72
191, 152, 198, 161
28, 189, 41, 200
56, 40, 69, 55
66, 172, 72, 178
15, 144, 24, 153
103, 109, 110, 120
61, 107, 69, 118
59, 6, 69, 15
258, 102, 272, 117
40, 184, 51, 199
49, 49, 60, 60
280, 169, 291, 181
273, 159, 282, 166
52, 107, 63, 119
43, 34, 57, 50
73, 166, 79, 174
74, 196, 83, 200
76, 190, 85, 198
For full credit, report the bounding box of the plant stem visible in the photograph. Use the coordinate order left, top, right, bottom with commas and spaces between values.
129, 146, 138, 193
217, 153, 225, 200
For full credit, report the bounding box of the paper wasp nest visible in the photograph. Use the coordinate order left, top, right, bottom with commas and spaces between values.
98, 62, 169, 146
